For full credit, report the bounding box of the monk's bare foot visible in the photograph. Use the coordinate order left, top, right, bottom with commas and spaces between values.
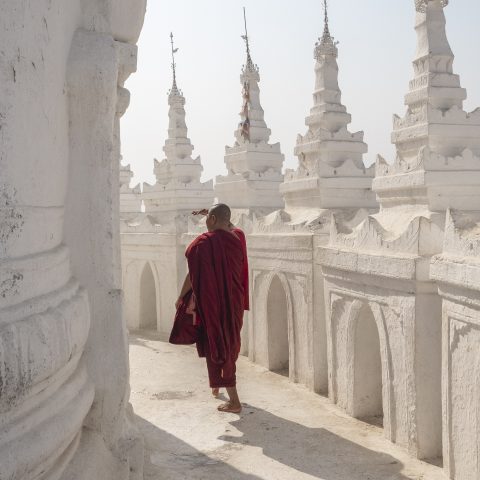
217, 402, 242, 414
212, 388, 220, 398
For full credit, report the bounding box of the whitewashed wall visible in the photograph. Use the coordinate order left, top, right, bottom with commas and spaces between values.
0, 1, 146, 478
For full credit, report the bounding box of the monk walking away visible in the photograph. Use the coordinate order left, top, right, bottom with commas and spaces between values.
174, 204, 249, 413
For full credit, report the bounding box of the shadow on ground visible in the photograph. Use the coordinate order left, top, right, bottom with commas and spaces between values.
136, 405, 412, 480
219, 405, 411, 480
136, 415, 263, 480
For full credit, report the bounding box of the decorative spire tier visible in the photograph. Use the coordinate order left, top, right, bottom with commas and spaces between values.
215, 8, 285, 211
374, 0, 480, 211
280, 0, 375, 211
120, 160, 142, 218
143, 33, 214, 221
327, 0, 480, 280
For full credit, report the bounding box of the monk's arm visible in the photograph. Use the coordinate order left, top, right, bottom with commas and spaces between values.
176, 274, 192, 309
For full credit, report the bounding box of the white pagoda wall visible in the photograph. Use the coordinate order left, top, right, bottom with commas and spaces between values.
0, 1, 146, 479
431, 211, 480, 480
439, 294, 480, 480
318, 257, 443, 459
248, 233, 327, 393
122, 231, 183, 335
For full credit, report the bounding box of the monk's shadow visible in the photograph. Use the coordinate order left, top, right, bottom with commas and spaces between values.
136, 415, 263, 480
219, 405, 412, 480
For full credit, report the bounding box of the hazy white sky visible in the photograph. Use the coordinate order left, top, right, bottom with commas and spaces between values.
121, 0, 480, 187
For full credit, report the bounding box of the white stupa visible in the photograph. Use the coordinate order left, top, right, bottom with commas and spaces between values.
374, 0, 480, 211
215, 9, 285, 212
320, 0, 480, 461
121, 34, 214, 335
142, 33, 214, 222
281, 1, 375, 212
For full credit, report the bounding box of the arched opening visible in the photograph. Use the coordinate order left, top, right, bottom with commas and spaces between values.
352, 304, 383, 426
266, 275, 289, 376
139, 262, 158, 330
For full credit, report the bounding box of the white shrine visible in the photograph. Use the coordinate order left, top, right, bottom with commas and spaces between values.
142, 37, 214, 222
245, 3, 376, 393
280, 6, 374, 212
319, 0, 480, 468
121, 34, 214, 333
215, 11, 285, 213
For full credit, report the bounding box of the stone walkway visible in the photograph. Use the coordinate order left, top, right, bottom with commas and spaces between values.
130, 332, 446, 480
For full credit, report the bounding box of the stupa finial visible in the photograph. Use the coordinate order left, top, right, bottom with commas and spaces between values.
241, 7, 259, 74
322, 0, 331, 38
315, 0, 338, 59
168, 32, 182, 97
415, 0, 449, 13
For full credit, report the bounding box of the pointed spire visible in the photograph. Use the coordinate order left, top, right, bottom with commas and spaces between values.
241, 7, 259, 74
405, 0, 461, 112
415, 0, 448, 13
168, 32, 182, 97
315, 0, 338, 59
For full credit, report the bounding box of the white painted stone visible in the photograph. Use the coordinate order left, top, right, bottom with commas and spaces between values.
246, 7, 377, 396
280, 13, 375, 212
0, 1, 146, 479
121, 45, 214, 335
431, 209, 480, 480
374, 0, 480, 212
120, 161, 142, 220
142, 68, 214, 223
319, 0, 478, 462
121, 220, 180, 334
215, 23, 285, 211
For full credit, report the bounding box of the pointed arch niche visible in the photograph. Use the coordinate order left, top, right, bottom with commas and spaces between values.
139, 262, 158, 330
351, 303, 383, 426
266, 275, 290, 376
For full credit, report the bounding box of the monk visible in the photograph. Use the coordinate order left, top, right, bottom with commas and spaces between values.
176, 204, 249, 413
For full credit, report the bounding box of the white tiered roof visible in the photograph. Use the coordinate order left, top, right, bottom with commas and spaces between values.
215, 10, 285, 211
120, 161, 142, 215
326, 0, 480, 273
281, 1, 375, 212
142, 34, 214, 220
374, 0, 480, 212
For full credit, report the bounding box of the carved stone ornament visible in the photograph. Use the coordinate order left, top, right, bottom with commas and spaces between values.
415, 0, 449, 13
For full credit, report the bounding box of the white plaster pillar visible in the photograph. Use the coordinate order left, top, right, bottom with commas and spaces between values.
0, 1, 147, 478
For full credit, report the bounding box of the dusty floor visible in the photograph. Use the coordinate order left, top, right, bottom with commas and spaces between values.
130, 332, 446, 480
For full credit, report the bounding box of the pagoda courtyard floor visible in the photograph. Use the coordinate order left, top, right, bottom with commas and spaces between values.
130, 332, 446, 480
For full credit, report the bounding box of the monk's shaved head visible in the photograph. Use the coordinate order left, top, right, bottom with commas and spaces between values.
206, 203, 232, 231
209, 204, 231, 223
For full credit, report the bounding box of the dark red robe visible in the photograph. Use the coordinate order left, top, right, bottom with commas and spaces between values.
231, 227, 249, 311
185, 228, 248, 387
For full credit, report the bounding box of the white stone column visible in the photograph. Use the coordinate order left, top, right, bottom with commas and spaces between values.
0, 1, 147, 478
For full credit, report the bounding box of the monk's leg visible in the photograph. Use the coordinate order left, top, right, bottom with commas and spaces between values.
205, 352, 223, 398
228, 386, 241, 409
217, 360, 242, 413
